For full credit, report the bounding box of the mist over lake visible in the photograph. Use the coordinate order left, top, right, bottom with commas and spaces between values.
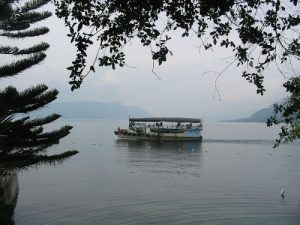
12, 120, 300, 225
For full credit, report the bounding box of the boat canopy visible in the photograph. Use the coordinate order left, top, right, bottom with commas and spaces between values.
129, 117, 201, 123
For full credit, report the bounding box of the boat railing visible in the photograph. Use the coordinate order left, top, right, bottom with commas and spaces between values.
149, 127, 185, 134
131, 121, 202, 131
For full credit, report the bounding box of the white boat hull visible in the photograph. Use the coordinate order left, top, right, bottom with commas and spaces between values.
114, 130, 202, 141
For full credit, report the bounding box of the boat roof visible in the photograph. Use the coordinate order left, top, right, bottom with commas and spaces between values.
129, 117, 201, 123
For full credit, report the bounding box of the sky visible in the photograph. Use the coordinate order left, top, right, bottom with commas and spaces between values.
0, 4, 293, 121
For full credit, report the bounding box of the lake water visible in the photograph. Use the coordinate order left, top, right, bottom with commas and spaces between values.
12, 120, 300, 225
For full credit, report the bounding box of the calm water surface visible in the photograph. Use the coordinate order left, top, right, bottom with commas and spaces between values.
14, 120, 300, 225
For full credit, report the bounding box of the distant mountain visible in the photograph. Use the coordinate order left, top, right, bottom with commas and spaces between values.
223, 104, 275, 123
31, 101, 151, 119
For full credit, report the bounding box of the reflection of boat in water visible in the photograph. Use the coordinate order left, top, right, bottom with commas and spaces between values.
114, 117, 203, 141
115, 140, 203, 176
115, 139, 202, 153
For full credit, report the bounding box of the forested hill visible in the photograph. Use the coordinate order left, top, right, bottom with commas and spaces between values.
224, 105, 275, 123
31, 101, 151, 119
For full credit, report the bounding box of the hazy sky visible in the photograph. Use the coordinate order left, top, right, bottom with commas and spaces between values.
1, 5, 293, 121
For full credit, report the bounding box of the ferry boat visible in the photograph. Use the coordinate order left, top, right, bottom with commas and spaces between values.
114, 117, 203, 141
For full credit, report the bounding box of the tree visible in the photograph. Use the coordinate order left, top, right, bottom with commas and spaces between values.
267, 76, 300, 147
54, 0, 300, 146
0, 0, 78, 175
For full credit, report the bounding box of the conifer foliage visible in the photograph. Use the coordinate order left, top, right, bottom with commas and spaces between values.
0, 0, 78, 174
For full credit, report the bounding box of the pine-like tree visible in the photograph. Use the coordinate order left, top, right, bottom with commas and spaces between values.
0, 0, 78, 175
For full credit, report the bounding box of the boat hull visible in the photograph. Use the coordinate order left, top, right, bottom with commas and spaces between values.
114, 132, 203, 141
